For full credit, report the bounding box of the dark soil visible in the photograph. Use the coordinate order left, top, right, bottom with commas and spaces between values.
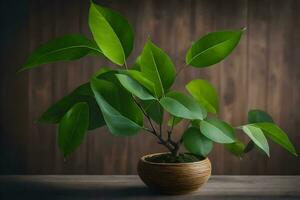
145, 153, 205, 163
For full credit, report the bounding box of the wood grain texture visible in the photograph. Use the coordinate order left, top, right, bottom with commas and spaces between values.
0, 0, 300, 175
0, 175, 300, 199
137, 153, 211, 194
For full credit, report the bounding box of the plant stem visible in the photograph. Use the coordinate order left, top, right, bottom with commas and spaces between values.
124, 59, 128, 69
175, 63, 188, 77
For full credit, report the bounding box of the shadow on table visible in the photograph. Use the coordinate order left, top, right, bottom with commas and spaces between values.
1, 181, 163, 199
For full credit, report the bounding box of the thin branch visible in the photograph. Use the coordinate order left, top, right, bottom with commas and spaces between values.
124, 59, 129, 69
175, 63, 188, 77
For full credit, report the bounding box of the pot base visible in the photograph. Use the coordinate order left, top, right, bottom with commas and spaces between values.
137, 152, 211, 195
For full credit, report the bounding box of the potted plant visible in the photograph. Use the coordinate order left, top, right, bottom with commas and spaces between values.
19, 1, 297, 195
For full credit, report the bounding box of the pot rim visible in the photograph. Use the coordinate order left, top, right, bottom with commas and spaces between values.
140, 152, 210, 166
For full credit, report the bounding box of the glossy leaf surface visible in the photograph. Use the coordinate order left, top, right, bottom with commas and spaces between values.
116, 74, 155, 100
186, 79, 219, 113
253, 122, 297, 156
200, 118, 235, 143
183, 127, 213, 157
142, 100, 163, 124
225, 140, 245, 157
91, 77, 143, 136
58, 102, 89, 157
20, 34, 102, 71
248, 109, 274, 123
242, 125, 270, 156
139, 40, 176, 97
186, 29, 244, 68
122, 70, 156, 96
160, 92, 207, 120
38, 83, 104, 130
89, 2, 134, 65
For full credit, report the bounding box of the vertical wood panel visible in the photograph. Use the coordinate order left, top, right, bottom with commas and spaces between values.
0, 0, 299, 175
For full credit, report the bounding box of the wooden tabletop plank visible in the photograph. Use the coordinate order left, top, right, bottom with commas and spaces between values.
0, 175, 299, 199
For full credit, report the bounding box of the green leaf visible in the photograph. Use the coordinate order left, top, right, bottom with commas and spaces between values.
58, 102, 89, 157
186, 79, 219, 114
19, 34, 102, 72
38, 83, 105, 130
141, 100, 163, 124
90, 77, 143, 136
183, 127, 213, 157
88, 2, 134, 65
159, 92, 207, 120
186, 29, 244, 68
200, 118, 235, 143
139, 39, 176, 97
225, 140, 245, 157
121, 70, 156, 96
116, 74, 155, 100
252, 122, 297, 156
248, 109, 274, 123
242, 125, 270, 156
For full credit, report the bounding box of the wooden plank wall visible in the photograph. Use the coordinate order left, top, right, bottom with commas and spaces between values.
0, 0, 299, 175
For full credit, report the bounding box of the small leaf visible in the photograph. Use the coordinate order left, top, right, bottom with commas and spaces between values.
186, 79, 219, 114
139, 39, 176, 97
116, 74, 155, 100
200, 118, 235, 143
91, 77, 143, 136
252, 122, 297, 156
159, 91, 207, 120
225, 140, 245, 157
89, 2, 134, 65
38, 83, 105, 130
183, 127, 213, 157
186, 29, 244, 68
242, 125, 270, 156
58, 102, 89, 157
248, 109, 274, 123
19, 34, 102, 71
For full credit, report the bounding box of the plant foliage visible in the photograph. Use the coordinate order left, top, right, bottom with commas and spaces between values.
20, 1, 297, 160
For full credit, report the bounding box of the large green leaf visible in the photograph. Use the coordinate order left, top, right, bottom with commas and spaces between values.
116, 74, 155, 100
89, 2, 134, 65
186, 29, 244, 68
19, 34, 102, 71
38, 83, 105, 130
252, 122, 297, 156
183, 127, 213, 157
58, 102, 89, 157
199, 118, 235, 143
159, 92, 207, 120
90, 77, 143, 136
186, 79, 219, 114
139, 39, 176, 97
225, 140, 245, 157
248, 109, 274, 123
242, 125, 270, 156
245, 109, 274, 153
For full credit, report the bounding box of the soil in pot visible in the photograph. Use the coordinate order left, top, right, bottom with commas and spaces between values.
145, 153, 204, 163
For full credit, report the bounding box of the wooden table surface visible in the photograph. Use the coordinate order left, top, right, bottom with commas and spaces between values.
0, 175, 299, 200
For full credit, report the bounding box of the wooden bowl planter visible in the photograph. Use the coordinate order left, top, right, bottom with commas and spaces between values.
137, 153, 212, 195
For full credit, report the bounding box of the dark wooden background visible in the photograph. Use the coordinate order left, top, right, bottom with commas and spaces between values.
0, 0, 299, 175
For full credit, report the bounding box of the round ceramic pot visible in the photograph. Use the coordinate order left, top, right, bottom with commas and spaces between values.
137, 152, 211, 195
